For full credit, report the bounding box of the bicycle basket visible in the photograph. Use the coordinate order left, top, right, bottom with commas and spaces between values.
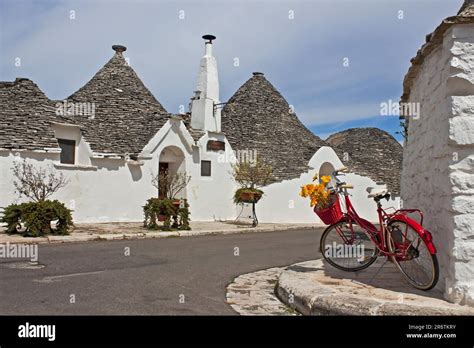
314, 194, 343, 225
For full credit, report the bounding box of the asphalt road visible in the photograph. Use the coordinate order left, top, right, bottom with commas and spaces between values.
0, 228, 324, 315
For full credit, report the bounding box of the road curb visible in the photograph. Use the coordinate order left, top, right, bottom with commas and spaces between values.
0, 224, 322, 245
226, 267, 299, 315
276, 259, 474, 315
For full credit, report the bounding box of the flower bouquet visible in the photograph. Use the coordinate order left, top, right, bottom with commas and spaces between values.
300, 174, 342, 225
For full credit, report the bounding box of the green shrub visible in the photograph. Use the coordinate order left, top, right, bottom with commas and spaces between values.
143, 198, 191, 231
0, 200, 73, 237
178, 200, 191, 230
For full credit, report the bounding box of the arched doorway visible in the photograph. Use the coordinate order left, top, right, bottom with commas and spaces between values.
158, 146, 186, 199
319, 161, 336, 187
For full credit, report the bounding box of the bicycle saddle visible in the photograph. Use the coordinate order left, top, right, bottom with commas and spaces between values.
366, 186, 388, 198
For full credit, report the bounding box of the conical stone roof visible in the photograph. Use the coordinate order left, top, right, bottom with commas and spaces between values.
0, 78, 59, 150
65, 47, 170, 155
222, 73, 329, 182
458, 0, 474, 16
326, 128, 403, 195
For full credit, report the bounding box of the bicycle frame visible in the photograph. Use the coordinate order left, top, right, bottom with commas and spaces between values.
334, 188, 437, 257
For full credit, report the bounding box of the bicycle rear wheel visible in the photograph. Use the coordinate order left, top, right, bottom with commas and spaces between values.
320, 219, 379, 272
387, 220, 439, 290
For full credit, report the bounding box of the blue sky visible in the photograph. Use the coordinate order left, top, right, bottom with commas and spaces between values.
0, 0, 464, 143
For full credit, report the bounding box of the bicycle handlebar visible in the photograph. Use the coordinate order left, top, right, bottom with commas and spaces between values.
336, 166, 349, 173
333, 182, 354, 190
333, 166, 349, 176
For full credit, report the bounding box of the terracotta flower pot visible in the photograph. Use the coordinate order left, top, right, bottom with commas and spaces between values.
172, 199, 181, 207
158, 214, 167, 222
239, 191, 262, 204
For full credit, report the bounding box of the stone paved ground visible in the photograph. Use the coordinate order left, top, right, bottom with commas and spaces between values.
276, 259, 474, 315
226, 267, 299, 315
0, 221, 321, 245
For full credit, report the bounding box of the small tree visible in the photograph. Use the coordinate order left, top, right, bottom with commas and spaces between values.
151, 170, 191, 199
12, 160, 68, 202
2, 159, 73, 237
232, 156, 273, 204
232, 156, 273, 189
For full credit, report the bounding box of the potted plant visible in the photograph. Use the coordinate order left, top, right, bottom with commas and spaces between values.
143, 198, 176, 230
232, 156, 273, 204
233, 187, 264, 204
144, 169, 192, 230
157, 198, 176, 222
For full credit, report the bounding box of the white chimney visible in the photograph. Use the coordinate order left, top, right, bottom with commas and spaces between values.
190, 34, 221, 132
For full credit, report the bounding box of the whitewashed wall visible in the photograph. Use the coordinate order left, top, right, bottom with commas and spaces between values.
401, 24, 474, 305
0, 150, 151, 222
185, 131, 237, 221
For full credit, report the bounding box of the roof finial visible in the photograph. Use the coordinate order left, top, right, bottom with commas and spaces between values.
112, 45, 127, 54
202, 34, 216, 44
202, 35, 216, 57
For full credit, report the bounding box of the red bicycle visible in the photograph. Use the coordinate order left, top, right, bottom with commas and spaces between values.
318, 167, 439, 290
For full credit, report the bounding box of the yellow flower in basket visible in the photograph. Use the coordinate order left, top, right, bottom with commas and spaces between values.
321, 176, 331, 184
299, 175, 332, 209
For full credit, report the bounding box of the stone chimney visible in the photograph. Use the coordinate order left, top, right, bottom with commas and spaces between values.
112, 45, 127, 54
190, 35, 221, 132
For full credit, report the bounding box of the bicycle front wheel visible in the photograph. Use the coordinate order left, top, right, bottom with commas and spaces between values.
387, 220, 439, 290
320, 219, 379, 272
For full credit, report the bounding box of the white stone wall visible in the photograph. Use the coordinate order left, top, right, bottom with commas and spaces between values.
186, 131, 237, 221
401, 24, 474, 305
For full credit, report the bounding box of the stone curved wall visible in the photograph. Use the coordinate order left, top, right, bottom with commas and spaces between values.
401, 24, 474, 306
